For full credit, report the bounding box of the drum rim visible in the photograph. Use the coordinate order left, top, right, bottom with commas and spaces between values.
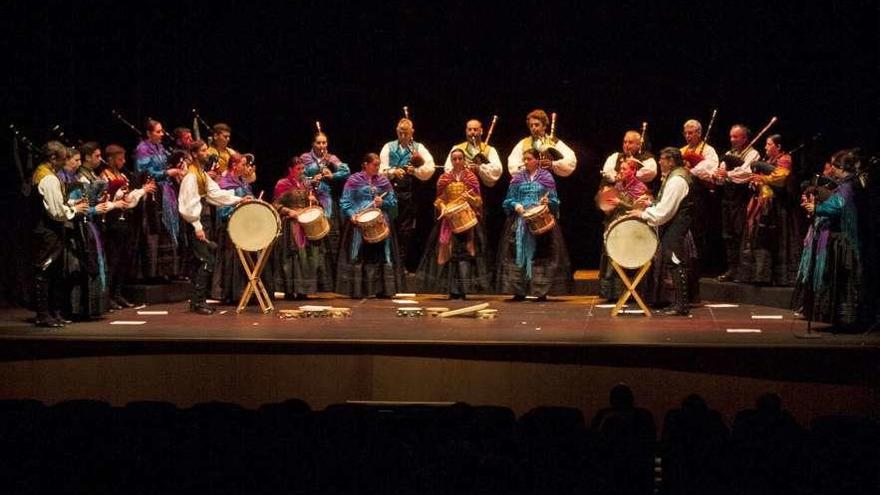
356, 208, 382, 222
523, 203, 548, 217
297, 207, 324, 222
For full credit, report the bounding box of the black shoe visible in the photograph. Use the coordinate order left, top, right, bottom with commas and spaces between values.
449, 293, 466, 300
534, 295, 548, 302
508, 294, 526, 302
51, 312, 73, 324
659, 307, 690, 317
35, 317, 63, 328
716, 271, 735, 282
114, 296, 135, 308
294, 293, 309, 301
108, 299, 123, 311
190, 304, 215, 315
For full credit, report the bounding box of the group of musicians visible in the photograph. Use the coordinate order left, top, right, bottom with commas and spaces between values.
28, 109, 868, 330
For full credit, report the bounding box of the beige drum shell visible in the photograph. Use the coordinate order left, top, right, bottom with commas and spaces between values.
445, 201, 478, 234
355, 208, 390, 244
296, 206, 331, 241
522, 204, 556, 235
604, 217, 658, 269
228, 199, 281, 251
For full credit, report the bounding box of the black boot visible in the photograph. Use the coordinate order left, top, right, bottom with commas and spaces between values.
33, 273, 62, 328
661, 265, 691, 316
190, 267, 215, 315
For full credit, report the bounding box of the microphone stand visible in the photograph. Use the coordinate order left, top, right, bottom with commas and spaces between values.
794, 194, 823, 339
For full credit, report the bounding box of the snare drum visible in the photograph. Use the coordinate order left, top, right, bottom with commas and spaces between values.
228, 199, 282, 251
522, 204, 556, 235
604, 217, 658, 269
296, 206, 330, 241
354, 208, 389, 244
444, 201, 477, 234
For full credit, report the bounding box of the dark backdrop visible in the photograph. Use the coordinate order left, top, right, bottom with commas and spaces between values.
1, 1, 877, 302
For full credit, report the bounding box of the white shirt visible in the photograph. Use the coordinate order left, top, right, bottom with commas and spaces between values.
686, 143, 720, 182
443, 144, 503, 187
507, 137, 577, 177
178, 173, 241, 232
38, 174, 77, 222
379, 141, 436, 181
601, 152, 658, 183
721, 147, 760, 184
639, 174, 689, 227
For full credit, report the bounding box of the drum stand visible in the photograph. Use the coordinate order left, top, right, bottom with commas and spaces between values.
236, 240, 277, 314
610, 260, 652, 317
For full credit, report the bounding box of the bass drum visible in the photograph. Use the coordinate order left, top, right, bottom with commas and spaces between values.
604, 217, 658, 269
227, 199, 281, 251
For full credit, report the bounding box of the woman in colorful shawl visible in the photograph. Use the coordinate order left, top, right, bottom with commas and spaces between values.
793, 149, 863, 329
273, 156, 335, 299
738, 134, 802, 285
415, 148, 490, 299
496, 149, 572, 301
299, 130, 350, 263
335, 153, 404, 298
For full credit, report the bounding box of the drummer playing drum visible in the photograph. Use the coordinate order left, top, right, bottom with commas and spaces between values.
415, 149, 491, 299
178, 141, 253, 315
628, 147, 696, 316
596, 159, 654, 301
273, 156, 336, 300
335, 153, 406, 298
497, 149, 572, 301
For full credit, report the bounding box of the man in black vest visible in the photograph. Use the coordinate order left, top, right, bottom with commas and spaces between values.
631, 147, 695, 316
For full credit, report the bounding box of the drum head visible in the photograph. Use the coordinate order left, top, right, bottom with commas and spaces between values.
297, 207, 322, 223
605, 218, 658, 269
357, 209, 381, 223
228, 201, 280, 251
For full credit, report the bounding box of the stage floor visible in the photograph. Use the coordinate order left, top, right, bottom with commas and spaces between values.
0, 294, 875, 350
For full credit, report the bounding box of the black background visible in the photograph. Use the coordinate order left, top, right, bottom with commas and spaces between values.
1, 1, 877, 299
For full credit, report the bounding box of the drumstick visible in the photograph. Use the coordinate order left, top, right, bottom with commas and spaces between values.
257, 191, 264, 201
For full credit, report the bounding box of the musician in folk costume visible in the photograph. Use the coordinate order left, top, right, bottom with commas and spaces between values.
679, 119, 720, 278
298, 130, 350, 263
443, 119, 503, 187
337, 153, 404, 298
444, 118, 505, 277
794, 149, 863, 330
596, 158, 653, 300
134, 118, 185, 281
631, 147, 696, 316
100, 144, 155, 309
737, 134, 802, 285
178, 141, 247, 315
379, 117, 435, 273
714, 125, 761, 282
416, 149, 490, 299
30, 142, 88, 327
65, 142, 126, 318
213, 153, 275, 304
597, 129, 656, 300
507, 109, 576, 177
273, 156, 335, 300
497, 149, 572, 301
600, 130, 657, 185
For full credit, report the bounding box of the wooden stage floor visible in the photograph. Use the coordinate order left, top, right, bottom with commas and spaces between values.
2, 294, 877, 424
0, 294, 875, 350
